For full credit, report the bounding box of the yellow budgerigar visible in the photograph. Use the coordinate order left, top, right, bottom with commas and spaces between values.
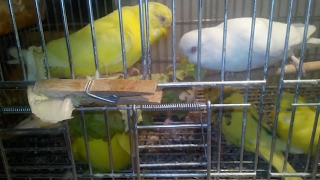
67, 110, 132, 173
270, 92, 320, 156
8, 2, 172, 79
71, 133, 131, 173
204, 87, 303, 180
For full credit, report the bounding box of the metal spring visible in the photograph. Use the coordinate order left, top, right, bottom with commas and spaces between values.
2, 106, 31, 114
141, 103, 202, 111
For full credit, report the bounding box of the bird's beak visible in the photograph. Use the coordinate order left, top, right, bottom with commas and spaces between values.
179, 53, 189, 64
164, 27, 171, 36
269, 110, 275, 120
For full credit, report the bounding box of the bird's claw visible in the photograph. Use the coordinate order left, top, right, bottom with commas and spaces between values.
290, 55, 306, 77
163, 117, 172, 125
108, 73, 125, 78
127, 67, 140, 77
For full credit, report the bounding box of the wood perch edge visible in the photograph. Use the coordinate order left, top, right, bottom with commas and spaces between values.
32, 79, 163, 105
204, 61, 320, 81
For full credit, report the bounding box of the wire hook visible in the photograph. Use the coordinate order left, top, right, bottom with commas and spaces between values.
84, 80, 119, 104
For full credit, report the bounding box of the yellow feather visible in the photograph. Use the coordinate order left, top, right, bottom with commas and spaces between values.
71, 133, 131, 173
270, 92, 320, 156
44, 2, 172, 78
204, 88, 302, 180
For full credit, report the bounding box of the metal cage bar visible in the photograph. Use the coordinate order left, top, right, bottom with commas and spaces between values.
0, 0, 319, 179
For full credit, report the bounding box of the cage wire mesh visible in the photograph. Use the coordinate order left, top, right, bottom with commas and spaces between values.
0, 0, 319, 179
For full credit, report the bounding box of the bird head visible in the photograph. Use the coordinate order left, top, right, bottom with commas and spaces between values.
269, 92, 310, 124
178, 30, 202, 66
145, 2, 172, 43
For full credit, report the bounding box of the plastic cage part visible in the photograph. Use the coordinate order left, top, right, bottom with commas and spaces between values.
0, 0, 319, 180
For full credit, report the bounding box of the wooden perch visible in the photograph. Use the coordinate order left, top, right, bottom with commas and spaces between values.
204, 61, 320, 81
32, 78, 162, 105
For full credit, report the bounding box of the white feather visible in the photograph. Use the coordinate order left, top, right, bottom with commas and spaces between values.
179, 17, 320, 72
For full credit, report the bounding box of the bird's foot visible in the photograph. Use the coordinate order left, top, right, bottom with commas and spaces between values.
163, 117, 172, 125
225, 71, 235, 81
163, 111, 172, 125
127, 67, 140, 77
157, 117, 172, 133
103, 66, 124, 78
111, 73, 125, 78
89, 70, 101, 79
290, 55, 306, 77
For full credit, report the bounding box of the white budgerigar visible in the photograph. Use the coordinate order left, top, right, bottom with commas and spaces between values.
179, 17, 320, 77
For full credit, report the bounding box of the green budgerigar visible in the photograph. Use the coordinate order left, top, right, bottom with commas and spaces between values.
204, 87, 303, 180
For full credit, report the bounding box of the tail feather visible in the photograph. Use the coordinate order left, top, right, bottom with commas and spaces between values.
7, 46, 29, 65
306, 37, 320, 46
274, 138, 304, 154
14, 114, 61, 129
259, 146, 302, 180
291, 24, 316, 39
8, 46, 19, 59
6, 59, 20, 64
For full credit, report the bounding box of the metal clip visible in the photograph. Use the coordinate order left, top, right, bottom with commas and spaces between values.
84, 80, 119, 104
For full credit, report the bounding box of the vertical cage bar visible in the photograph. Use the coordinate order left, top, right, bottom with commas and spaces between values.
0, 137, 10, 180
94, 0, 99, 18
80, 110, 93, 177
171, 0, 176, 82
268, 0, 295, 179
254, 0, 275, 178
217, 0, 229, 173
196, 0, 202, 82
87, 0, 100, 79
77, 0, 84, 26
59, 0, 75, 79
104, 110, 115, 173
132, 105, 141, 179
199, 110, 207, 159
103, 0, 108, 17
240, 0, 257, 175
282, 0, 314, 175
206, 100, 212, 180
117, 0, 128, 79
34, 0, 50, 79
220, 0, 228, 81
138, 0, 147, 80
44, 0, 52, 32
62, 121, 78, 180
126, 107, 136, 174
304, 103, 320, 177
295, 0, 313, 80
311, 134, 320, 180
7, 0, 27, 81
68, 0, 76, 30
143, 0, 151, 80
52, 0, 60, 31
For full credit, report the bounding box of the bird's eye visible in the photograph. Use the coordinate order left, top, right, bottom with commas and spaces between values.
160, 16, 166, 22
225, 116, 232, 126
190, 46, 197, 53
285, 108, 292, 111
